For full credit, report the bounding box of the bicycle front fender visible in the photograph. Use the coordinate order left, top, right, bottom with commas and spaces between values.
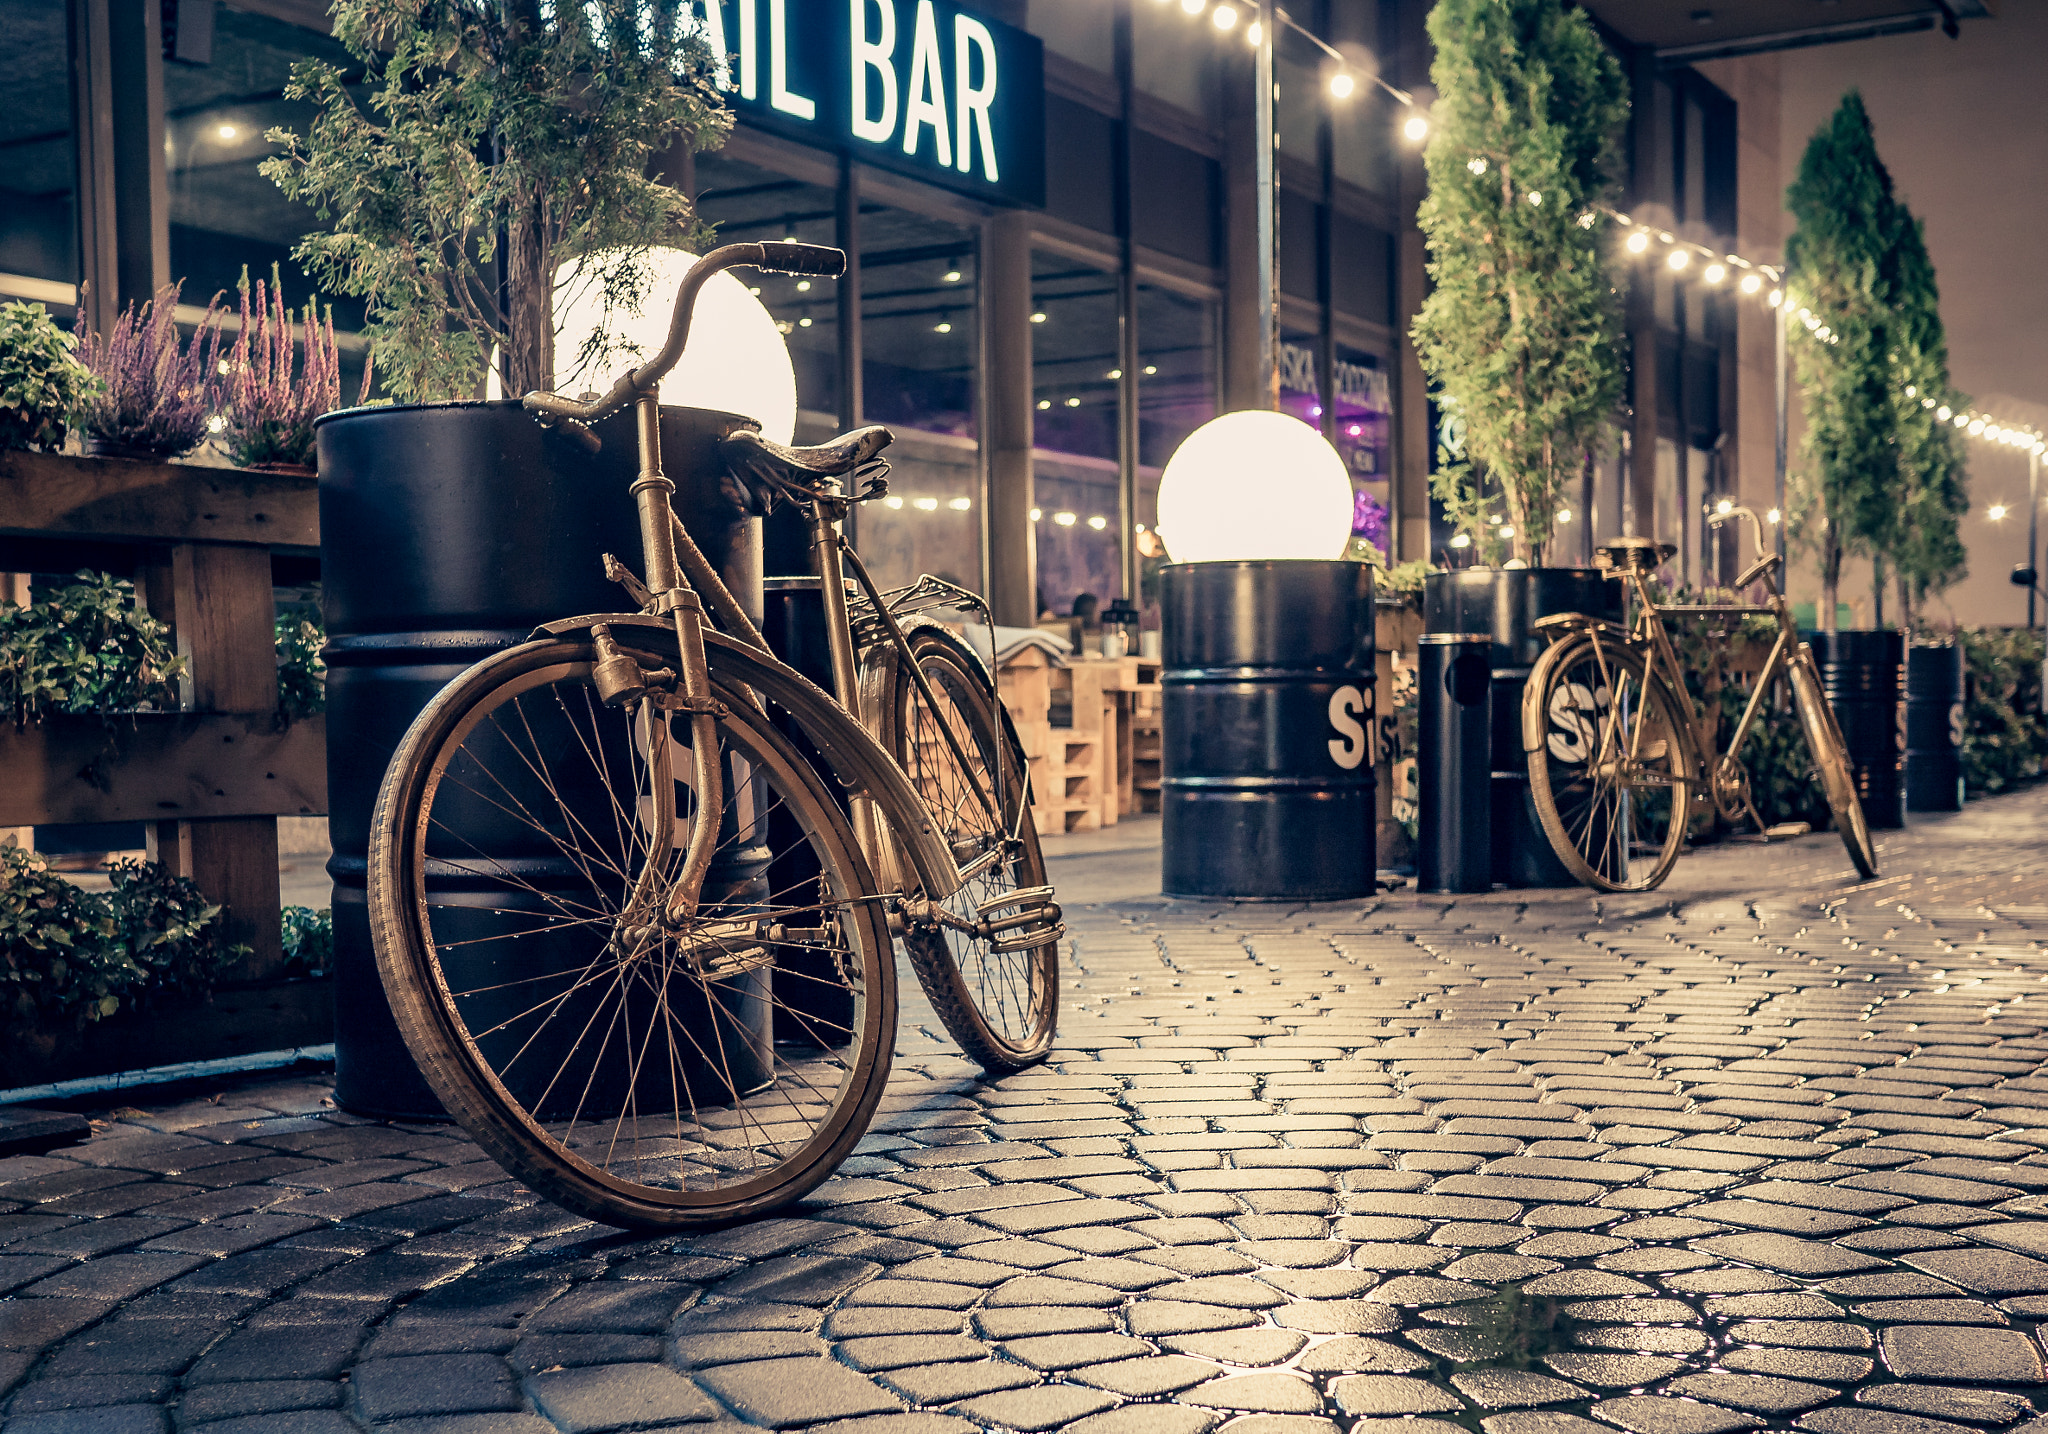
533, 612, 965, 903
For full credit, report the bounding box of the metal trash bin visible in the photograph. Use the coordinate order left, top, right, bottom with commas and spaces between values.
1808, 629, 1906, 830
1160, 559, 1375, 900
1417, 634, 1492, 893
1906, 641, 1964, 813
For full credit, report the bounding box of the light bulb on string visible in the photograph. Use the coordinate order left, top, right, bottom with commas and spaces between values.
1211, 4, 1238, 30
1767, 289, 1782, 307
1937, 406, 1952, 421
1704, 263, 1726, 284
1626, 231, 1650, 254
1329, 72, 1355, 99
1740, 273, 1762, 295
1716, 498, 1734, 515
1179, 0, 1202, 15
1666, 249, 1689, 272
1245, 18, 1261, 45
1402, 112, 1429, 142
1450, 533, 1472, 549
1467, 157, 1487, 175
1989, 504, 2008, 521
1557, 509, 1572, 524
1766, 509, 1782, 525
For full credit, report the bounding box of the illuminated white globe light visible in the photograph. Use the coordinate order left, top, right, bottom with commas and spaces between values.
1156, 410, 1354, 564
552, 248, 797, 444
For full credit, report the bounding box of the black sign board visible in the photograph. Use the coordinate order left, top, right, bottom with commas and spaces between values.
700, 0, 1046, 209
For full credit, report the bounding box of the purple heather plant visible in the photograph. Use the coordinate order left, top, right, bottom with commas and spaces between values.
74, 282, 225, 458
1352, 488, 1391, 556
216, 267, 370, 470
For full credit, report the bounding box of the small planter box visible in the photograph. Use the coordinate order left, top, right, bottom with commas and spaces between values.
0, 977, 333, 1091
0, 713, 325, 826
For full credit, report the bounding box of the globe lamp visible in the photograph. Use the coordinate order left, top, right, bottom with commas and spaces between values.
551, 248, 798, 444
1155, 410, 1354, 563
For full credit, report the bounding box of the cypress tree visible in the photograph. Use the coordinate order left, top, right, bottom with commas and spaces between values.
1410, 0, 1628, 565
1882, 200, 1970, 628
1783, 91, 1905, 630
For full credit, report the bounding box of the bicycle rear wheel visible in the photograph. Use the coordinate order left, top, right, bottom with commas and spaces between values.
1525, 633, 1695, 893
876, 626, 1058, 1071
1789, 645, 1879, 878
368, 629, 896, 1230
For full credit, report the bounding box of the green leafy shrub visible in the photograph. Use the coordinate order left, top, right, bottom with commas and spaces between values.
0, 573, 183, 723
281, 905, 332, 979
275, 609, 326, 720
1961, 627, 2046, 795
0, 301, 98, 453
0, 842, 242, 1043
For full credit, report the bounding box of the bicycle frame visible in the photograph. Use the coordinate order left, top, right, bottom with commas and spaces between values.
517, 242, 966, 915
1555, 507, 1814, 826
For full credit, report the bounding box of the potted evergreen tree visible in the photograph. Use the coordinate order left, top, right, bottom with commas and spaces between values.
1783, 91, 1932, 829
262, 0, 740, 1115
1408, 0, 1629, 885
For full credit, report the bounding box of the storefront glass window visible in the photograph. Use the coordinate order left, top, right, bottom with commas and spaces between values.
1334, 344, 1392, 557
1137, 285, 1214, 471
165, 12, 359, 327
693, 152, 841, 422
1278, 327, 1322, 432
1031, 252, 1118, 460
862, 208, 976, 438
0, 0, 77, 288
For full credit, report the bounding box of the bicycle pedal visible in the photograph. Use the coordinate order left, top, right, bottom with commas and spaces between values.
991, 922, 1064, 953
1764, 821, 1811, 839
975, 885, 1054, 917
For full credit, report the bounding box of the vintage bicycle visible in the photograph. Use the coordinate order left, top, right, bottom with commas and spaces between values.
1521, 507, 1879, 893
364, 242, 1061, 1230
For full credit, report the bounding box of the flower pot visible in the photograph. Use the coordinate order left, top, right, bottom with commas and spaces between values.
317, 399, 763, 1118
1424, 567, 1623, 887
1807, 628, 1906, 830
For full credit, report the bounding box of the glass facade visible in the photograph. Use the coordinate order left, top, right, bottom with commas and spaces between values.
0, 0, 76, 286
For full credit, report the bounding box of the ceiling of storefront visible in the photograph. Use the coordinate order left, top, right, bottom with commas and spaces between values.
1582, 0, 1995, 62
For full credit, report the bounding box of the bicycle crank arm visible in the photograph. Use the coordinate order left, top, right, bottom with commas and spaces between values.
898, 886, 1064, 949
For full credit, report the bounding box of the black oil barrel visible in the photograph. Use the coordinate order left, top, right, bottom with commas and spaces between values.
1806, 629, 1906, 830
1906, 642, 1965, 813
1417, 634, 1492, 893
318, 400, 762, 1118
1160, 560, 1375, 900
1423, 568, 1621, 886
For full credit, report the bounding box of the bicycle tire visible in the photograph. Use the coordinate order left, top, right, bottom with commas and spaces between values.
367, 629, 896, 1230
1788, 645, 1880, 878
875, 625, 1058, 1071
1525, 632, 1695, 893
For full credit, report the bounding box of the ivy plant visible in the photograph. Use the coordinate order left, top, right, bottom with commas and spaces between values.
1410, 0, 1628, 564
0, 301, 99, 453
0, 573, 183, 724
0, 842, 243, 1046
276, 608, 326, 721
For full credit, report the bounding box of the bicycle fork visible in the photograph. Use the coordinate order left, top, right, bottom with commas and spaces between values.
596, 388, 727, 927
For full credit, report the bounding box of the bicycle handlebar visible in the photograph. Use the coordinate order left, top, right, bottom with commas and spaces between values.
522, 242, 849, 447
1708, 505, 1784, 591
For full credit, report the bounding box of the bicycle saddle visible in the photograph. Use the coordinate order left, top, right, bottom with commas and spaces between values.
1595, 537, 1677, 573
723, 426, 894, 481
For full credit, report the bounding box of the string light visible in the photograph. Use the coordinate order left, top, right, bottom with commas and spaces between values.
1329, 73, 1355, 99
1403, 113, 1430, 143
1211, 4, 1238, 29
1989, 504, 2009, 521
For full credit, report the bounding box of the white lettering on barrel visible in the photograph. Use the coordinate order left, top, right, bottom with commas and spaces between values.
954, 15, 999, 180
1328, 685, 1367, 770
850, 0, 898, 143
902, 0, 952, 165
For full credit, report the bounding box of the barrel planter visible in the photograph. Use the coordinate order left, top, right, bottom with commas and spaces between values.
318, 400, 763, 1118
1906, 641, 1965, 813
1423, 568, 1622, 887
1159, 560, 1375, 901
1807, 629, 1907, 831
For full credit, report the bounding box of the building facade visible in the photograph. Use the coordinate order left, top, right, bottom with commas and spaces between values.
8, 0, 1891, 615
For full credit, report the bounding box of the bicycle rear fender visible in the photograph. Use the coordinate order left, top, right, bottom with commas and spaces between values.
533, 613, 965, 902
1519, 619, 1637, 757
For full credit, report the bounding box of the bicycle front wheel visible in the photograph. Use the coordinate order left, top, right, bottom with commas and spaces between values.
1789, 645, 1879, 878
368, 630, 896, 1230
1525, 633, 1695, 893
877, 626, 1058, 1071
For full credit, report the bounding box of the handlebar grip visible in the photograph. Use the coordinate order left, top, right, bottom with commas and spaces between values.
756, 242, 847, 278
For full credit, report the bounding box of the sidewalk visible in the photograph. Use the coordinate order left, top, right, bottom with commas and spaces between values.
3, 790, 2048, 1433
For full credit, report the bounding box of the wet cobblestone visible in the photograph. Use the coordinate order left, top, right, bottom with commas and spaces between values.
4, 792, 2048, 1430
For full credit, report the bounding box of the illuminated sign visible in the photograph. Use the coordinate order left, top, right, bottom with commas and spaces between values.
696, 0, 1045, 208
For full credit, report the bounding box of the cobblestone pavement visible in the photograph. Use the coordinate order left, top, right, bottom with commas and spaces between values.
5, 791, 2048, 1434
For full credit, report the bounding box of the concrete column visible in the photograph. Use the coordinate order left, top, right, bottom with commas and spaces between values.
982, 210, 1036, 625
1626, 45, 1661, 537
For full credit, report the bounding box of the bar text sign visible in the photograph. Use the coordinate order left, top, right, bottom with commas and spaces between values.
695, 0, 1046, 207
